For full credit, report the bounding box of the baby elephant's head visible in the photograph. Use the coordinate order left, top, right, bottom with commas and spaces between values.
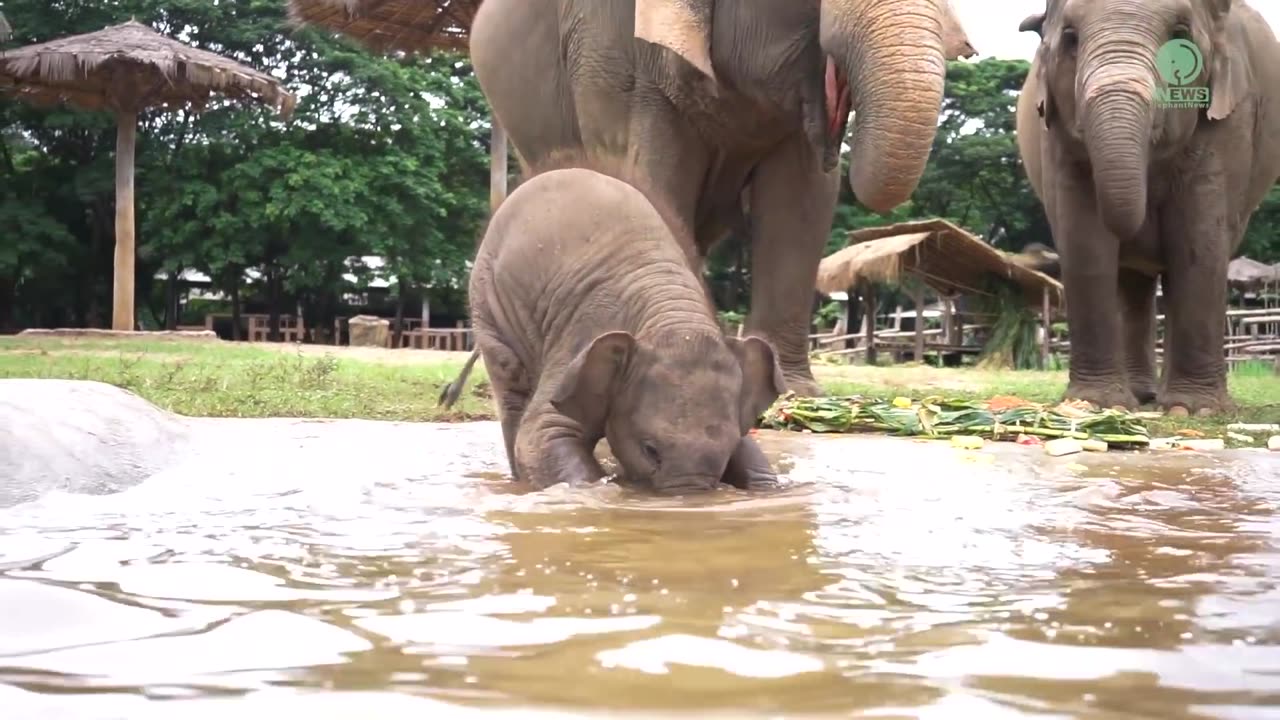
551, 330, 786, 495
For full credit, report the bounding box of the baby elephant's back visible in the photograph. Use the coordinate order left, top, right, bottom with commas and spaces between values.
478, 167, 680, 284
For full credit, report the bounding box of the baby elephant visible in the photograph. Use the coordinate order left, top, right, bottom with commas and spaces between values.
441, 160, 786, 495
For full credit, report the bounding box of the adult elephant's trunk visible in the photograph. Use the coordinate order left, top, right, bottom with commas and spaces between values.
821, 0, 946, 214
1083, 86, 1152, 240
1078, 32, 1157, 240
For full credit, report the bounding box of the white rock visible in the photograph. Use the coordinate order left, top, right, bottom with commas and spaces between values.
1045, 438, 1083, 457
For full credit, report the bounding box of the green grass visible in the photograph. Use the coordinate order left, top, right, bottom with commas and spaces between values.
0, 337, 492, 421
0, 337, 1276, 443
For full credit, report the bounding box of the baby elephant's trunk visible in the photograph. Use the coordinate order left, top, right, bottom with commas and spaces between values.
653, 465, 728, 496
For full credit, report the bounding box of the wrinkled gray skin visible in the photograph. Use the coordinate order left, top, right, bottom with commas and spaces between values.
1016, 0, 1280, 414
0, 380, 190, 508
470, 0, 974, 397
442, 166, 786, 496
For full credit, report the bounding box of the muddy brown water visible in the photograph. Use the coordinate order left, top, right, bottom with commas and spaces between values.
1, 420, 1278, 719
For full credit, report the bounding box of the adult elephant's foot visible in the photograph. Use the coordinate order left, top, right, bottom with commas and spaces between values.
1063, 381, 1139, 411
1159, 389, 1237, 417
782, 371, 824, 398
1130, 383, 1158, 407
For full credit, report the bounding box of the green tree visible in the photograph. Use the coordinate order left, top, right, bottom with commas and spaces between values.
1, 0, 491, 335
1241, 187, 1280, 263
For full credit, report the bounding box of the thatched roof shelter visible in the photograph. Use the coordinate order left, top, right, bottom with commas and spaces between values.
816, 218, 1064, 307
1227, 256, 1280, 289
0, 20, 295, 331
1, 13, 12, 44
287, 0, 481, 54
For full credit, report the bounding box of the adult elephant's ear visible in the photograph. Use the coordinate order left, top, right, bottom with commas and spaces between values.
1019, 13, 1055, 129
1031, 52, 1057, 130
1018, 12, 1046, 37
551, 331, 636, 432
634, 0, 716, 83
728, 336, 787, 434
1207, 0, 1249, 121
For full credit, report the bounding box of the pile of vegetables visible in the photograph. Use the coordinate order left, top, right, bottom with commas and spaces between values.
760, 394, 1151, 446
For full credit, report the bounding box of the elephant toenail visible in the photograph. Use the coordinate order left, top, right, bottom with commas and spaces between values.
1196, 408, 1215, 418
1166, 406, 1190, 417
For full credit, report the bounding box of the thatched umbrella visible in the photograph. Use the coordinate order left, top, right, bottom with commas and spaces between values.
287, 0, 507, 221
1, 14, 12, 43
1228, 256, 1279, 290
286, 0, 480, 54
0, 20, 296, 331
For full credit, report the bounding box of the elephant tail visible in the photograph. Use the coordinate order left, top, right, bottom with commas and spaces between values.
438, 349, 482, 410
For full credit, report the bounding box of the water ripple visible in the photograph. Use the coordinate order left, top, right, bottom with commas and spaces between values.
0, 423, 1277, 717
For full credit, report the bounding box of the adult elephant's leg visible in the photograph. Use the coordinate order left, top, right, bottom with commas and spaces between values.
747, 134, 840, 397
620, 84, 708, 241
1158, 196, 1235, 415
1118, 268, 1158, 406
471, 0, 578, 162
1052, 169, 1135, 409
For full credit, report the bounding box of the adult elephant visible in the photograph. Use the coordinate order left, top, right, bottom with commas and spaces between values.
1016, 0, 1280, 414
470, 0, 972, 396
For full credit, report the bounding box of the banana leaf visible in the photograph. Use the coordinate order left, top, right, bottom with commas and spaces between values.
761, 394, 1150, 446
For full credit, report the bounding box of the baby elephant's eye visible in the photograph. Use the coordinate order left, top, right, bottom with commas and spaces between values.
641, 442, 662, 466
1171, 24, 1192, 41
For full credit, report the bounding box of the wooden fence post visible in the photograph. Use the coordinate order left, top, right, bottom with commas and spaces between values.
912, 282, 925, 363
1040, 286, 1052, 369
864, 282, 877, 366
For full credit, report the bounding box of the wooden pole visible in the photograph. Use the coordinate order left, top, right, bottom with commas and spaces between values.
111, 113, 137, 331
1040, 286, 1052, 369
864, 282, 877, 365
844, 286, 857, 350
488, 117, 508, 222
942, 296, 953, 345
421, 296, 431, 350
912, 282, 925, 363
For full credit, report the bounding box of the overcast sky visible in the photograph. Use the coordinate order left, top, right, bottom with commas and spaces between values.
952, 0, 1280, 60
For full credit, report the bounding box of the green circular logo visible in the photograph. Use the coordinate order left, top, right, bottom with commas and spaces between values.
1156, 39, 1203, 86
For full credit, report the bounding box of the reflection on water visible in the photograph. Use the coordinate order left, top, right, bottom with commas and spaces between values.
1, 421, 1278, 718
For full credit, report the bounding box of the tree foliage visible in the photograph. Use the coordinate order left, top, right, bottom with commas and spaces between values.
0, 0, 489, 332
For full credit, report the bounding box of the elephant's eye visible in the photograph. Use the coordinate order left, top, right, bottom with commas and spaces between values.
1171, 23, 1192, 41
1061, 27, 1079, 52
641, 441, 662, 466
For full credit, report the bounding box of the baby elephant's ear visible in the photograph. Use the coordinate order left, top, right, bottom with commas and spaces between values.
552, 331, 636, 430
728, 336, 787, 434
